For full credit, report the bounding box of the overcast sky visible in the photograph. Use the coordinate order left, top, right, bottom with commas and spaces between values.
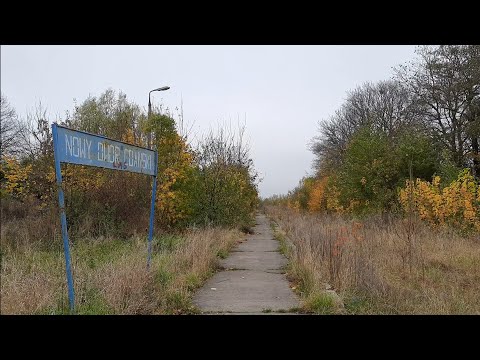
1, 45, 417, 197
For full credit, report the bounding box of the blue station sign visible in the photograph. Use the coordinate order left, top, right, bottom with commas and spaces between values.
55, 125, 157, 176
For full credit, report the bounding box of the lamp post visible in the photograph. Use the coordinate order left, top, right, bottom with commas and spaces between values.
147, 86, 170, 149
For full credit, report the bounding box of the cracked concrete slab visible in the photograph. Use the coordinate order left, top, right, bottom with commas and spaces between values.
234, 239, 279, 252
193, 270, 299, 313
193, 213, 300, 314
220, 251, 287, 271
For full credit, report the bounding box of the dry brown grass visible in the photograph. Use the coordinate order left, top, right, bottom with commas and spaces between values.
89, 246, 157, 314
0, 248, 66, 314
152, 227, 241, 314
1, 227, 241, 315
266, 205, 480, 314
1, 212, 59, 251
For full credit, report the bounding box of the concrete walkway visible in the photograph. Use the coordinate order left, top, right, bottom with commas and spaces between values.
193, 213, 299, 314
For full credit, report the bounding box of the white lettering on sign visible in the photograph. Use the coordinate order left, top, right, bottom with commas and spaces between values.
65, 135, 92, 160
98, 142, 104, 161
97, 143, 150, 170
86, 139, 91, 158
72, 137, 79, 157
59, 127, 155, 175
125, 149, 133, 167
121, 148, 153, 172
107, 144, 113, 163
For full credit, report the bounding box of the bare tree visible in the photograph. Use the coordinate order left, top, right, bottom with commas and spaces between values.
195, 122, 259, 226
310, 80, 422, 174
1, 95, 20, 157
395, 45, 480, 176
13, 102, 53, 160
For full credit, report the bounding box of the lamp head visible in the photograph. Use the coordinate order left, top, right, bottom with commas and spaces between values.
152, 86, 170, 92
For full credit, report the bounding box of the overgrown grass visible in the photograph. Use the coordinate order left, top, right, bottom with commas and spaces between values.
1, 228, 241, 314
265, 205, 480, 314
304, 292, 335, 314
273, 229, 289, 257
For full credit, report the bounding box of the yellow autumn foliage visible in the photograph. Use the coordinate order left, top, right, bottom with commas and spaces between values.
325, 181, 344, 214
399, 170, 480, 232
0, 156, 32, 198
156, 132, 195, 227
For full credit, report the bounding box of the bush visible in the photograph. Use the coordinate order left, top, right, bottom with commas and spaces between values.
399, 169, 480, 233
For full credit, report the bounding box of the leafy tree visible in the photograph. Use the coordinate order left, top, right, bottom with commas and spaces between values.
194, 126, 259, 227
337, 127, 398, 213
336, 126, 438, 214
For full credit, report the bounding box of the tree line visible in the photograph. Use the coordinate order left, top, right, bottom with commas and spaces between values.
1, 89, 259, 247
267, 45, 480, 232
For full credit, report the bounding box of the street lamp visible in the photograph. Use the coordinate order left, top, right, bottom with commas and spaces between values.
147, 86, 170, 149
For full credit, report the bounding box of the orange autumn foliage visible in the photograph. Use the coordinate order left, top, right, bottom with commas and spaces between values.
308, 177, 328, 212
